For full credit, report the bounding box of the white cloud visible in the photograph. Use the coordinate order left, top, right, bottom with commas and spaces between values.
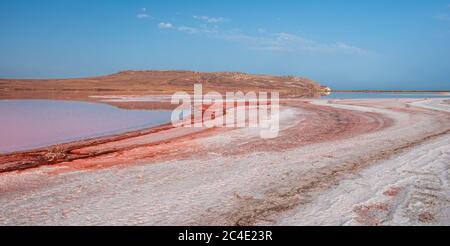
137, 14, 150, 19
193, 15, 228, 23
333, 42, 370, 56
177, 26, 199, 34
217, 31, 371, 55
155, 15, 369, 56
158, 23, 218, 34
257, 28, 266, 34
137, 8, 150, 19
177, 25, 218, 34
158, 22, 174, 29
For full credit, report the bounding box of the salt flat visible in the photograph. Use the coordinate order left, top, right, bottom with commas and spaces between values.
0, 98, 449, 225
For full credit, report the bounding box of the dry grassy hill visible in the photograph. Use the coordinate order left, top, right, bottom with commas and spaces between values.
0, 70, 323, 101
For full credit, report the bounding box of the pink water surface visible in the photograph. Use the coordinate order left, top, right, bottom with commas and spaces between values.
0, 100, 171, 154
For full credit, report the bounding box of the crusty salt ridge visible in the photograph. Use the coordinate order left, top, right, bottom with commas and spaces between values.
276, 133, 450, 225
0, 98, 449, 225
411, 98, 450, 112
275, 98, 450, 226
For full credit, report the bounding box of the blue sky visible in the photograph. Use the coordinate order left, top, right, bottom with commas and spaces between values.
1, 0, 450, 90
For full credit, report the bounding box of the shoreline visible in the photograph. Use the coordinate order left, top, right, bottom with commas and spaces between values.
0, 97, 449, 225
0, 97, 392, 173
0, 122, 176, 173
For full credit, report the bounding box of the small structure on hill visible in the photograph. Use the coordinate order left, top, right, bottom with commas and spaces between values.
319, 86, 332, 96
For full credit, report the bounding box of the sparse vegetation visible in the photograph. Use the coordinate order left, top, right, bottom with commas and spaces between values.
44, 145, 67, 162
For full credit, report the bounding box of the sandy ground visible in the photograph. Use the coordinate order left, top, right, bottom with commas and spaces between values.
0, 98, 449, 225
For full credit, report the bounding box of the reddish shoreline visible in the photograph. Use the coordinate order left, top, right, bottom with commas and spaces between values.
1, 98, 449, 226
0, 122, 176, 173
0, 100, 230, 173
0, 99, 394, 173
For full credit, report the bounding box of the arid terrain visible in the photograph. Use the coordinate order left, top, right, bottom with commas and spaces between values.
0, 71, 449, 225
0, 70, 322, 107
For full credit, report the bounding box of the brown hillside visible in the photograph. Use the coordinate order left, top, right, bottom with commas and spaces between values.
0, 70, 322, 101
